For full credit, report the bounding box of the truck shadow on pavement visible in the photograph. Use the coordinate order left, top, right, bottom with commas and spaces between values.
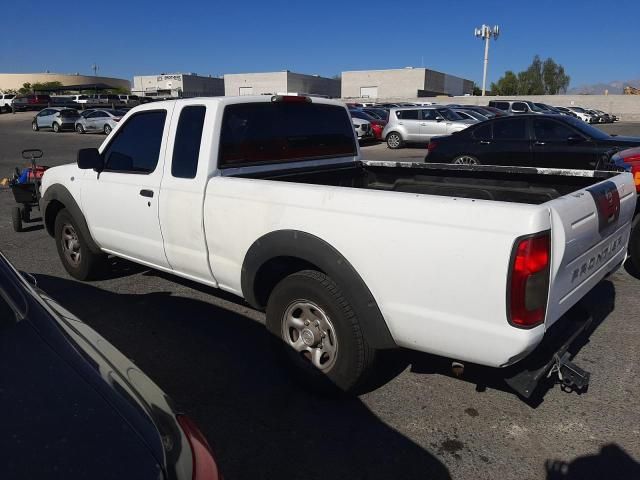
34, 274, 451, 480
545, 443, 640, 480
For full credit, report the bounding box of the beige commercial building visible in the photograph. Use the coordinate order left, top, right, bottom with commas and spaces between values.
224, 71, 341, 98
0, 73, 130, 92
132, 73, 224, 98
341, 67, 474, 99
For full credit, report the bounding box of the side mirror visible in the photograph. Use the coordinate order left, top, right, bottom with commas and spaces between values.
435, 116, 444, 122
77, 148, 104, 171
567, 135, 585, 144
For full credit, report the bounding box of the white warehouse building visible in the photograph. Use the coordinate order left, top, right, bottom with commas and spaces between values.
223, 71, 341, 98
341, 67, 474, 99
132, 73, 224, 98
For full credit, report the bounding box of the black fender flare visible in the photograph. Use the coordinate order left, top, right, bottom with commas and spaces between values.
40, 184, 101, 254
241, 230, 396, 349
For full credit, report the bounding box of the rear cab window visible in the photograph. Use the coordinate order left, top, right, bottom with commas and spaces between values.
219, 101, 357, 168
172, 106, 206, 178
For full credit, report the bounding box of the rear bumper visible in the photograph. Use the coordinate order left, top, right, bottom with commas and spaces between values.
503, 303, 594, 398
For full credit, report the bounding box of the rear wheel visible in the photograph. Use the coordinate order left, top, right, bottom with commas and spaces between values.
54, 209, 106, 280
103, 124, 112, 135
11, 207, 22, 232
386, 132, 404, 149
76, 123, 85, 134
52, 122, 60, 133
452, 155, 480, 165
266, 270, 377, 393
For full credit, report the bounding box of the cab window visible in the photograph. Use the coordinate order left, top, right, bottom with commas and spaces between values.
172, 106, 206, 179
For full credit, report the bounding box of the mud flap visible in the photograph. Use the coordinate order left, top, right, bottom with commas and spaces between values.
503, 307, 592, 399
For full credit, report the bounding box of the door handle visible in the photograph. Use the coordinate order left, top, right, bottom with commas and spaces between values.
139, 189, 154, 198
535, 141, 546, 146
420, 122, 427, 126
480, 140, 491, 145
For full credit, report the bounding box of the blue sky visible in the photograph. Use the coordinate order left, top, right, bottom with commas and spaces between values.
1, 0, 638, 88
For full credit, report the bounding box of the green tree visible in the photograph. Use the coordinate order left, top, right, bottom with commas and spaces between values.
491, 55, 570, 95
18, 83, 32, 94
472, 83, 482, 95
490, 70, 519, 95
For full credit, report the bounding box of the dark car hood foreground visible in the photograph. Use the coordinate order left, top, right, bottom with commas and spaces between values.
0, 257, 192, 480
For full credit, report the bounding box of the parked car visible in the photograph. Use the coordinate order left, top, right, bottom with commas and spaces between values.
362, 108, 389, 122
91, 94, 121, 105
119, 94, 140, 105
565, 106, 594, 123
71, 94, 90, 104
32, 108, 80, 132
450, 105, 506, 119
424, 114, 640, 167
75, 109, 126, 135
451, 108, 489, 122
350, 109, 386, 140
352, 117, 374, 140
382, 106, 473, 149
0, 93, 16, 112
11, 94, 51, 111
40, 95, 636, 398
488, 100, 548, 115
552, 106, 579, 118
0, 251, 221, 480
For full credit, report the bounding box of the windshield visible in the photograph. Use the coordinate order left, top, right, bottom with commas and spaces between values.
438, 108, 463, 121
528, 102, 545, 113
534, 103, 551, 111
563, 116, 610, 140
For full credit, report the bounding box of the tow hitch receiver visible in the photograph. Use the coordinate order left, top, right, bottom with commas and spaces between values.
504, 307, 592, 399
547, 352, 590, 393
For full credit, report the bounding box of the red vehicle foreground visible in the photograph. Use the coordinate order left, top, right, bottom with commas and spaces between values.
610, 147, 640, 269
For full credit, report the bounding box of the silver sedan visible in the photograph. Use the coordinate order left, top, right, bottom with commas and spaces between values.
75, 109, 127, 135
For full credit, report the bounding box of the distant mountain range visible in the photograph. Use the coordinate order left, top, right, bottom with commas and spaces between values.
568, 79, 640, 94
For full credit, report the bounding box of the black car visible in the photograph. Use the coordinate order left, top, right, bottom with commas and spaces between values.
425, 114, 640, 168
0, 252, 221, 480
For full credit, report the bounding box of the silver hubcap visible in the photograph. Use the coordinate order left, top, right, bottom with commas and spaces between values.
32, 123, 37, 130
61, 224, 81, 267
105, 126, 111, 134
453, 155, 478, 165
282, 301, 338, 372
388, 134, 400, 148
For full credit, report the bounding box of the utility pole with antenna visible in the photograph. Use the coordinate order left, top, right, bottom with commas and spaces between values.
91, 63, 99, 97
474, 24, 500, 96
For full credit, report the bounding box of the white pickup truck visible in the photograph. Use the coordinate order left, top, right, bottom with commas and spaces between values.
40, 95, 637, 397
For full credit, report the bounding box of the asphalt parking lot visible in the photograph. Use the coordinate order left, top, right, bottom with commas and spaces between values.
1, 111, 640, 479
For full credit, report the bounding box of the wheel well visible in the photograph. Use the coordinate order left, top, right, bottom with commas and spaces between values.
253, 256, 323, 309
44, 199, 65, 236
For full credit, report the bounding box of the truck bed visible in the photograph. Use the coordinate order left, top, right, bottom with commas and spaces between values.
246, 161, 618, 205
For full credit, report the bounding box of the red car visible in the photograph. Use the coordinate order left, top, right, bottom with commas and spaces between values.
12, 94, 51, 111
609, 147, 640, 269
349, 109, 387, 140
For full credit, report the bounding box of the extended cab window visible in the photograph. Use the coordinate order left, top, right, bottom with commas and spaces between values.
103, 110, 166, 173
172, 106, 206, 178
219, 102, 357, 167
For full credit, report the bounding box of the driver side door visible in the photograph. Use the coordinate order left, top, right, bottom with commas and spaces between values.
532, 118, 598, 169
80, 108, 174, 269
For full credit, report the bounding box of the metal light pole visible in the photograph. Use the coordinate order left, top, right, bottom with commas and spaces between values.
474, 25, 500, 96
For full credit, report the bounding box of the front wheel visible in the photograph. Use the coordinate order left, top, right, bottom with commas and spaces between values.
52, 122, 60, 133
266, 270, 377, 393
103, 124, 112, 135
629, 219, 640, 272
32, 122, 39, 132
386, 132, 404, 149
54, 209, 106, 280
452, 155, 480, 165
76, 123, 85, 134
11, 207, 22, 232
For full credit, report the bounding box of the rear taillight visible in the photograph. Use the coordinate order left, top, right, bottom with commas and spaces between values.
508, 232, 551, 328
631, 165, 640, 193
177, 414, 220, 480
427, 141, 438, 152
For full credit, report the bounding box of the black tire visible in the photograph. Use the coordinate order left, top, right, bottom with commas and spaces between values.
52, 122, 60, 133
32, 122, 39, 132
104, 124, 112, 135
266, 270, 377, 393
11, 207, 22, 232
76, 123, 85, 134
54, 209, 106, 280
21, 207, 30, 223
386, 131, 404, 149
629, 218, 640, 272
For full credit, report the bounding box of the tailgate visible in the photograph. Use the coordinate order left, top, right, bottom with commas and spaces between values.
545, 172, 636, 326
